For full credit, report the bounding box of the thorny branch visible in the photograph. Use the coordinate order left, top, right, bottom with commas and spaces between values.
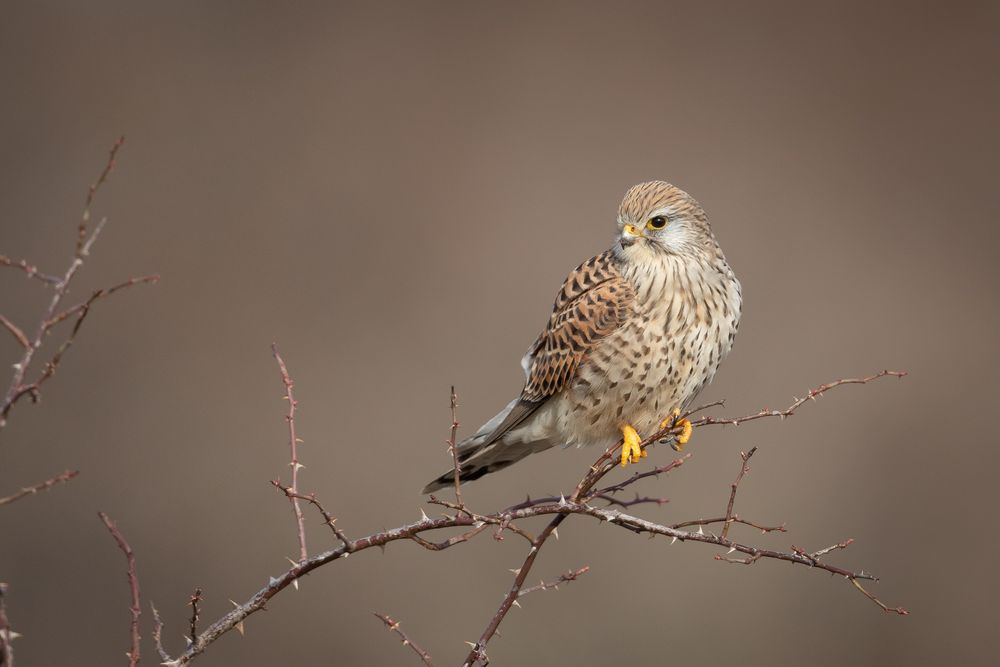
138, 368, 907, 666
151, 603, 170, 663
0, 469, 79, 508
272, 344, 308, 564
447, 386, 464, 513
98, 512, 141, 667
722, 446, 757, 540
1, 141, 158, 667
516, 566, 590, 598
0, 136, 158, 432
688, 370, 907, 429
374, 613, 435, 667
0, 255, 61, 286
188, 589, 203, 645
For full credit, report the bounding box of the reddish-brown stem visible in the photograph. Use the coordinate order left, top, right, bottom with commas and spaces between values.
672, 516, 786, 533
463, 513, 569, 666
516, 566, 590, 598
0, 470, 79, 507
272, 344, 308, 563
722, 447, 757, 539
447, 386, 464, 512
150, 603, 171, 663
851, 578, 909, 615
0, 254, 61, 286
0, 316, 29, 350
691, 371, 907, 428
78, 136, 124, 254
373, 613, 435, 666
0, 137, 158, 432
188, 588, 203, 643
98, 512, 141, 667
270, 482, 350, 549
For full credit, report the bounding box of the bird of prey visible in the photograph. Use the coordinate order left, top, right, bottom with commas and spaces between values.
423, 181, 741, 493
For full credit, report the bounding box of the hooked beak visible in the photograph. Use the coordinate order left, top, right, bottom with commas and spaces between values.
620, 223, 643, 247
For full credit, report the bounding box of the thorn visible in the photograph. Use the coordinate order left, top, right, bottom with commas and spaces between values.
509, 568, 521, 575
292, 578, 299, 591
473, 520, 485, 528
229, 599, 240, 609
671, 536, 677, 544
512, 599, 521, 608
552, 527, 559, 540
268, 576, 279, 586
696, 526, 704, 535
235, 621, 245, 636
465, 641, 477, 648
420, 508, 430, 522
558, 494, 568, 506
285, 556, 298, 567
727, 546, 736, 554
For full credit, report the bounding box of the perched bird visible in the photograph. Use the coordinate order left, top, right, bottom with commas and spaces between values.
423, 181, 742, 493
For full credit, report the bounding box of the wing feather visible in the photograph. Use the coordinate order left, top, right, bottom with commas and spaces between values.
479, 251, 635, 444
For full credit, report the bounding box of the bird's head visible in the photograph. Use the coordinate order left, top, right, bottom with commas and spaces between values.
615, 181, 715, 259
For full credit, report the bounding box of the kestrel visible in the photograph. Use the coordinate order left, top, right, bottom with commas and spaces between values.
423, 181, 742, 493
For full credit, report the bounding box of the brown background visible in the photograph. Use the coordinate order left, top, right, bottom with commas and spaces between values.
2, 1, 998, 665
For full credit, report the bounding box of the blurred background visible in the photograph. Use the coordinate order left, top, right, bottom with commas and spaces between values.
1, 1, 998, 665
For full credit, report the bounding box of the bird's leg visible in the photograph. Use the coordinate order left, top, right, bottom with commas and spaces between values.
660, 408, 693, 452
620, 424, 645, 466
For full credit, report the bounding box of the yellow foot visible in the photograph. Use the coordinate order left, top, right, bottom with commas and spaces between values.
620, 424, 644, 467
660, 408, 693, 452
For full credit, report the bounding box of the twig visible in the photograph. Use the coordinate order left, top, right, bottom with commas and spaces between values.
98, 512, 141, 667
0, 582, 14, 667
722, 447, 757, 539
78, 136, 124, 255
812, 538, 854, 559
589, 456, 690, 499
271, 344, 308, 563
690, 371, 907, 428
0, 316, 29, 350
447, 386, 464, 513
0, 255, 61, 286
269, 482, 351, 549
516, 566, 590, 598
3, 276, 159, 420
43, 275, 160, 330
0, 470, 79, 507
671, 516, 786, 533
851, 578, 909, 615
150, 603, 172, 663
188, 589, 203, 644
594, 493, 670, 509
373, 613, 435, 666
0, 137, 158, 432
463, 513, 568, 666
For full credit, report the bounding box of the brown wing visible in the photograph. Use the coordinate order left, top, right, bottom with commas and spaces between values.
480, 251, 635, 445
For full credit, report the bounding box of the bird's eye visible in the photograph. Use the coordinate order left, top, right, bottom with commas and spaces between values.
647, 216, 667, 230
